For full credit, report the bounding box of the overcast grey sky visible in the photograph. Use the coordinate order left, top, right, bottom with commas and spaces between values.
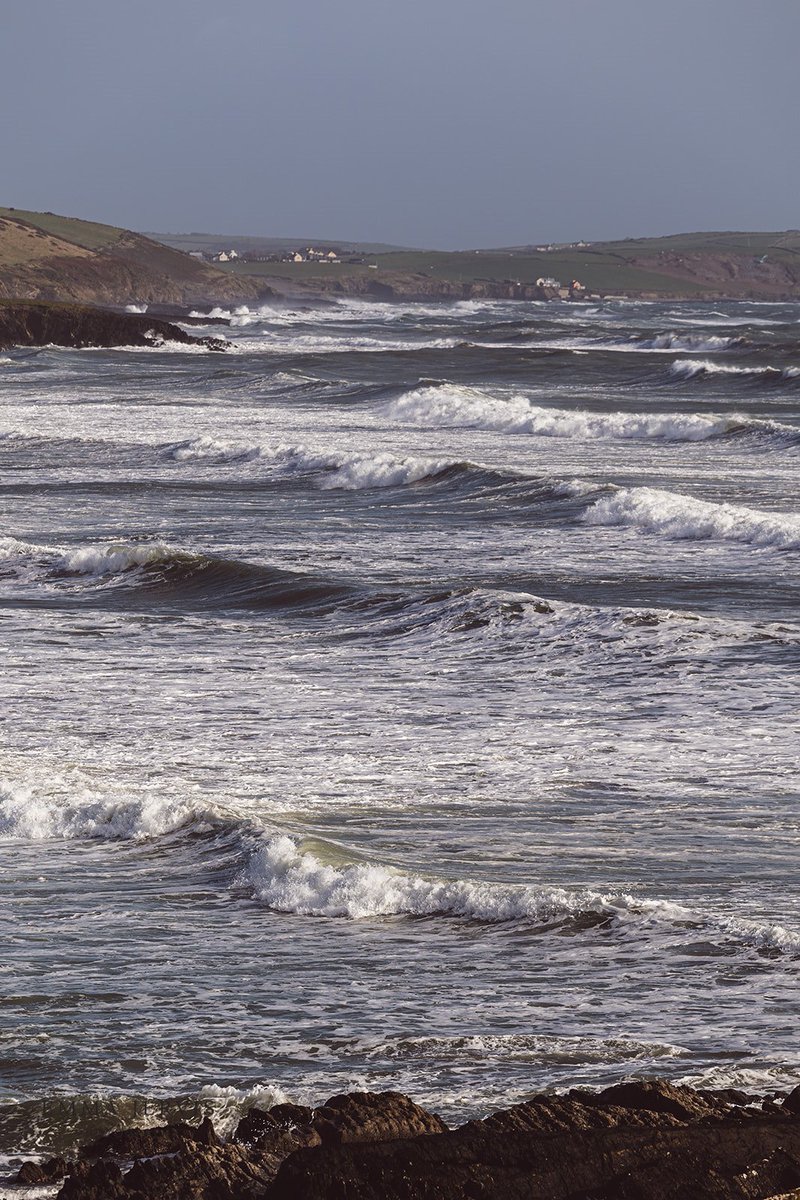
1, 0, 797, 248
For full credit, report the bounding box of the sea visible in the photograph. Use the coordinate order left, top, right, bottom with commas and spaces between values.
1, 296, 799, 1169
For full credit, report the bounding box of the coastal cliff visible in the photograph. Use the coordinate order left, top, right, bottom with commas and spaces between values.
0, 209, 266, 307
11, 1081, 800, 1199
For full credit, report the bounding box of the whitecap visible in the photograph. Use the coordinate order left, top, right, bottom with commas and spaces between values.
244, 836, 800, 954
164, 435, 261, 463
0, 781, 208, 841
670, 358, 798, 380
388, 384, 747, 442
584, 487, 800, 550
244, 834, 690, 924
319, 451, 459, 490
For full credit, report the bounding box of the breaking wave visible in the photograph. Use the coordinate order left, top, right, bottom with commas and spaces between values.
163, 435, 262, 463
634, 332, 745, 352
0, 781, 213, 842
244, 836, 800, 953
162, 438, 485, 490
585, 487, 800, 550
319, 451, 464, 490
0, 536, 356, 610
246, 834, 690, 924
670, 359, 800, 381
0, 1085, 291, 1156
388, 383, 778, 442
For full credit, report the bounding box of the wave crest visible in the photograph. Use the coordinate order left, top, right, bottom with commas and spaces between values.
637, 332, 744, 352
670, 359, 799, 381
388, 385, 756, 442
585, 487, 800, 549
164, 436, 261, 463
245, 835, 682, 924
320, 451, 463, 490
0, 782, 208, 841
244, 836, 800, 953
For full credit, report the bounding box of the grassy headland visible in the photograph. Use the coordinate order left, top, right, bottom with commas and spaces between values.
0, 208, 264, 306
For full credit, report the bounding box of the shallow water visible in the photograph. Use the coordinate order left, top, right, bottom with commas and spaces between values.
1, 297, 799, 1157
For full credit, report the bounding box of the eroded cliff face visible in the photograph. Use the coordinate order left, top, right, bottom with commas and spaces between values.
629, 250, 800, 298
12, 1081, 800, 1200
0, 215, 266, 306
0, 301, 228, 351
261, 272, 553, 302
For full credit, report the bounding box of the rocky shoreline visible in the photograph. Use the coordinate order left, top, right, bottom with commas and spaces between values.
9, 1081, 800, 1199
0, 301, 229, 353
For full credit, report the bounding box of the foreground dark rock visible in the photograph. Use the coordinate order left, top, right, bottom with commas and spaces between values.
12, 1081, 800, 1199
0, 299, 229, 352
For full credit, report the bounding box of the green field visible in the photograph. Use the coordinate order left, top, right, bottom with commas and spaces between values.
0, 207, 125, 251
221, 248, 709, 295
588, 229, 800, 259
216, 229, 800, 297
147, 232, 409, 257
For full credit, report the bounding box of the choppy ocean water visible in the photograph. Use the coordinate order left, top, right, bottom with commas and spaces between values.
1, 297, 799, 1161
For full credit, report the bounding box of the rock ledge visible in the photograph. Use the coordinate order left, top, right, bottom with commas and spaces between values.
9, 1081, 800, 1199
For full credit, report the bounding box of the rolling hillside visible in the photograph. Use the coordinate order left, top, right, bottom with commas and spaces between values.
0, 208, 264, 306
215, 229, 800, 301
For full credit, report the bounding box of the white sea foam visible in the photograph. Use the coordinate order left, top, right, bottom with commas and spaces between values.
193, 1084, 292, 1136
360, 1032, 688, 1065
319, 451, 459, 490
164, 435, 261, 463
245, 837, 800, 953
388, 384, 744, 441
0, 782, 207, 841
245, 834, 690, 924
188, 305, 254, 327
638, 332, 740, 352
585, 487, 800, 550
0, 535, 30, 561
124, 304, 148, 314
59, 542, 179, 576
676, 1064, 800, 1094
670, 358, 799, 380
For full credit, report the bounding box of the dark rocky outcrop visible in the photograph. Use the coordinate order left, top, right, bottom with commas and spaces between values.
268, 1084, 800, 1200
8, 1082, 800, 1199
80, 1115, 219, 1160
310, 1090, 448, 1146
14, 1156, 70, 1186
0, 300, 229, 352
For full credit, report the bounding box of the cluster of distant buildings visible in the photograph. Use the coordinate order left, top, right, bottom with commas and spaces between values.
536, 276, 587, 299
191, 246, 353, 265
284, 246, 342, 264
534, 240, 592, 251
188, 248, 241, 263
